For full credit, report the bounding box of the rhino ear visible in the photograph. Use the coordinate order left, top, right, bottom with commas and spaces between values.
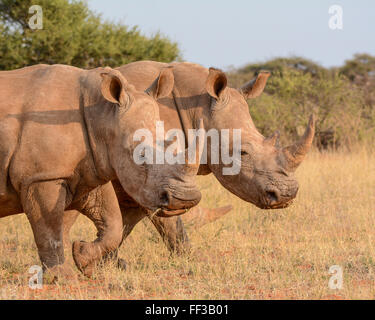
239, 71, 270, 99
206, 67, 227, 100
100, 69, 129, 108
146, 66, 174, 99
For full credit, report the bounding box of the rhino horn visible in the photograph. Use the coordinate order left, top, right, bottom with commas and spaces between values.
282, 115, 316, 172
263, 130, 280, 147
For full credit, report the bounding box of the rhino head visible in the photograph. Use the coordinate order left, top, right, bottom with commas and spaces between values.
202, 68, 315, 209
85, 67, 201, 214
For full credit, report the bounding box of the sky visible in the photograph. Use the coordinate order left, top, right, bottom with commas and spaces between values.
89, 0, 375, 70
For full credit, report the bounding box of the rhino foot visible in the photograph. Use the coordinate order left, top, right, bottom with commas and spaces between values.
72, 241, 99, 278
43, 263, 77, 284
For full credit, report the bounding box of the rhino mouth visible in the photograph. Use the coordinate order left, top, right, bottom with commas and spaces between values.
158, 208, 189, 217
257, 199, 294, 210
159, 189, 202, 211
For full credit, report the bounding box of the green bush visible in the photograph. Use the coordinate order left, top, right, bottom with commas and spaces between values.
228, 57, 375, 150
0, 0, 180, 70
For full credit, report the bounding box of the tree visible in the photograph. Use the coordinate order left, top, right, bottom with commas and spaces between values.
339, 54, 375, 107
0, 0, 180, 70
236, 56, 327, 77
227, 55, 375, 150
340, 53, 375, 82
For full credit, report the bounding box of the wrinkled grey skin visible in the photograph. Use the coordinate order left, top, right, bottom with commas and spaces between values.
115, 62, 314, 209
63, 61, 315, 268
0, 64, 202, 278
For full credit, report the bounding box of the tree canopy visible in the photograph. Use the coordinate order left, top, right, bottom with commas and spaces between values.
236, 56, 328, 77
228, 54, 375, 150
0, 0, 180, 70
339, 53, 375, 82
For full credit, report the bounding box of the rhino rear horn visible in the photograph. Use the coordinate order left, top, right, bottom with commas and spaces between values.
282, 114, 316, 172
239, 71, 270, 99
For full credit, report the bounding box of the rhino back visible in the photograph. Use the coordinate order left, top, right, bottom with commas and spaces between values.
116, 61, 169, 91
0, 65, 91, 193
116, 61, 208, 96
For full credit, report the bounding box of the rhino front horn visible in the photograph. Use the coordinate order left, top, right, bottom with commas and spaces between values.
282, 114, 316, 172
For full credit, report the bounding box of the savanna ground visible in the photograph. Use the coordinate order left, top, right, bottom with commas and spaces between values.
0, 148, 374, 300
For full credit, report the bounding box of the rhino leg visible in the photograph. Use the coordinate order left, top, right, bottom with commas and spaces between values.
96, 205, 232, 269
62, 210, 80, 248
61, 190, 232, 271
22, 180, 74, 281
71, 182, 123, 277
0, 151, 11, 197
99, 206, 190, 269
147, 205, 233, 254
0, 125, 17, 198
102, 206, 148, 270
105, 210, 191, 269
148, 215, 191, 255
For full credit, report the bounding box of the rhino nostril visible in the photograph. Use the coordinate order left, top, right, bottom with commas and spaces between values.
160, 191, 170, 206
265, 190, 279, 204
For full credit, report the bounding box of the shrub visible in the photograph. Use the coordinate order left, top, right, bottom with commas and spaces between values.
228, 57, 375, 150
0, 0, 180, 70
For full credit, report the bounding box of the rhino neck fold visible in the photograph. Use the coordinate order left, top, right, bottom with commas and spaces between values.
171, 86, 211, 175
171, 88, 189, 146
80, 87, 116, 184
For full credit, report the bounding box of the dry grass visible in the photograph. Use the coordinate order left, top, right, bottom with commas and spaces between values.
1, 148, 375, 299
